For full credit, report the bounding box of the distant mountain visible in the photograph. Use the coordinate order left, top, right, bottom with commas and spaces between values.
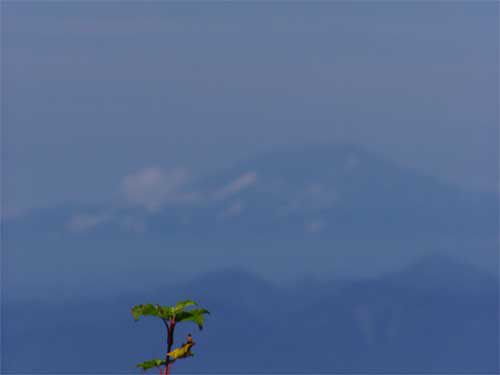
385, 252, 499, 295
4, 143, 498, 295
3, 254, 498, 374
143, 143, 497, 240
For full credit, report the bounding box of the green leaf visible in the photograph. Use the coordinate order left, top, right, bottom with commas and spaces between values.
136, 358, 166, 371
173, 300, 197, 314
131, 301, 208, 327
176, 308, 210, 330
157, 305, 174, 319
131, 304, 154, 321
131, 304, 174, 321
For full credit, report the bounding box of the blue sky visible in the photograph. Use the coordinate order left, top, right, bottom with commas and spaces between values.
3, 2, 498, 213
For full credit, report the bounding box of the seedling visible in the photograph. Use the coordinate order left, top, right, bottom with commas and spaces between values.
131, 300, 209, 375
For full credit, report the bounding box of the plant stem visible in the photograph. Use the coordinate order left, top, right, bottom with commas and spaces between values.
164, 319, 175, 375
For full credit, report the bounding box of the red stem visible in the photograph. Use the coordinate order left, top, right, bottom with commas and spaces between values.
164, 319, 175, 375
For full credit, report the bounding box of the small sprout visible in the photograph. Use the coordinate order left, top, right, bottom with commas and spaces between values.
131, 300, 209, 375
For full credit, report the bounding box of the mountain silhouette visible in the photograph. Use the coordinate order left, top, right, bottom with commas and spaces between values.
4, 144, 497, 294
3, 253, 498, 374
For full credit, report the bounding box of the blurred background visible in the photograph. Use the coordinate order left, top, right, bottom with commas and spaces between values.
2, 2, 498, 373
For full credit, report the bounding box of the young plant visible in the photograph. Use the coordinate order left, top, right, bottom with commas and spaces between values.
131, 300, 209, 375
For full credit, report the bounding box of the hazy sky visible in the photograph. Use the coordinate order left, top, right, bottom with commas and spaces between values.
3, 2, 498, 212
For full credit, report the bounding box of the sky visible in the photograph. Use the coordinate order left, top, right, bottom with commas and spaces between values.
2, 2, 498, 213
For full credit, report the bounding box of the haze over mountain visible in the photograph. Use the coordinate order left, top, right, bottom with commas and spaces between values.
4, 144, 498, 300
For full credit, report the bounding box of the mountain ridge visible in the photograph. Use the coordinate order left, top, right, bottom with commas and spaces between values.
3, 252, 498, 373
